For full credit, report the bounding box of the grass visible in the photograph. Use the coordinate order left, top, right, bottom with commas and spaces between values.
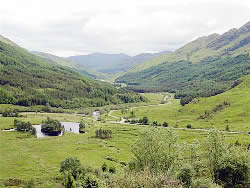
112, 75, 250, 132
1, 111, 249, 186
0, 78, 250, 186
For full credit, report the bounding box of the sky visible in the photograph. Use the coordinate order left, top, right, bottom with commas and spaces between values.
0, 0, 250, 57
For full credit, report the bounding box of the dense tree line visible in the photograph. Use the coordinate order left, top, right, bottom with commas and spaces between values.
116, 54, 250, 99
0, 41, 146, 109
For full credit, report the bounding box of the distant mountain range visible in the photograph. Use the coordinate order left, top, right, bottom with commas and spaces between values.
116, 21, 250, 98
32, 51, 110, 80
67, 51, 171, 74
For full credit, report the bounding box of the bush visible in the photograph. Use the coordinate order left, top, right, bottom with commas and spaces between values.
177, 166, 193, 188
141, 116, 149, 125
151, 121, 159, 126
109, 166, 116, 173
24, 179, 35, 188
192, 178, 220, 188
186, 124, 192, 129
163, 122, 168, 127
95, 129, 112, 139
214, 155, 249, 187
204, 130, 250, 187
102, 163, 108, 172
84, 175, 99, 188
180, 96, 193, 106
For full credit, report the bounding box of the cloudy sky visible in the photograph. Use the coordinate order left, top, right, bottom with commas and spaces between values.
0, 0, 250, 57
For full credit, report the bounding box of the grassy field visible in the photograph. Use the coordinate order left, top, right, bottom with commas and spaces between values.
111, 75, 250, 132
1, 110, 250, 187
0, 82, 250, 187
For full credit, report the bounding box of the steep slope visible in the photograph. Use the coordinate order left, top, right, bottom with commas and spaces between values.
176, 74, 250, 131
0, 38, 145, 109
0, 35, 18, 47
32, 51, 109, 79
118, 21, 250, 75
67, 51, 171, 74
116, 21, 250, 97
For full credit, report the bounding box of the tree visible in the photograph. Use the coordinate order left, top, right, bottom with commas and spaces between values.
204, 130, 227, 182
141, 116, 149, 125
41, 117, 62, 136
14, 119, 32, 132
130, 128, 179, 172
186, 124, 192, 129
60, 157, 85, 180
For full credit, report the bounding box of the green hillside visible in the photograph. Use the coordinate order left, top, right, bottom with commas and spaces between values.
0, 38, 145, 109
116, 54, 250, 97
33, 51, 110, 80
119, 21, 250, 75
113, 74, 250, 132
116, 21, 250, 97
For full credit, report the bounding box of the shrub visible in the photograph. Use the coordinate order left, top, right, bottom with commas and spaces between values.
95, 129, 112, 139
79, 121, 85, 129
106, 169, 182, 188
204, 130, 250, 187
24, 179, 35, 188
225, 125, 230, 132
214, 153, 249, 187
180, 96, 193, 106
109, 166, 116, 173
141, 116, 149, 125
102, 163, 108, 172
151, 121, 159, 126
177, 166, 193, 188
163, 122, 168, 127
84, 175, 99, 188
186, 124, 192, 129
192, 177, 220, 188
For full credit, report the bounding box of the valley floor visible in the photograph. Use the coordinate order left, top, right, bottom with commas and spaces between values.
0, 92, 249, 187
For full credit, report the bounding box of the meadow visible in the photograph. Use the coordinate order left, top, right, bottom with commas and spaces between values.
1, 90, 250, 187
0, 108, 250, 187
111, 75, 250, 132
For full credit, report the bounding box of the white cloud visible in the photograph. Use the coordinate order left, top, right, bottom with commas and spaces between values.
0, 0, 249, 56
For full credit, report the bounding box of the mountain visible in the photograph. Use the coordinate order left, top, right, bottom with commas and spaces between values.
32, 51, 110, 80
116, 21, 250, 98
118, 21, 250, 76
0, 36, 145, 109
67, 51, 171, 74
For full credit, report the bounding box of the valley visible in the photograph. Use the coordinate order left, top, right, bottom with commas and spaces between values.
0, 18, 249, 188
